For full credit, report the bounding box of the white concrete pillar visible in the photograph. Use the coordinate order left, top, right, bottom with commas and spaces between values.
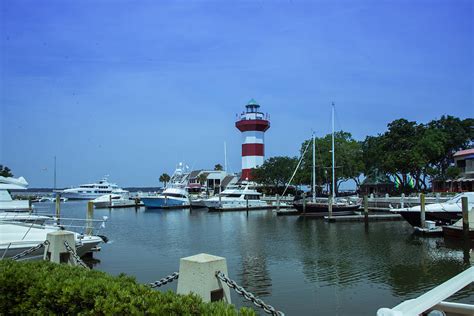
44, 231, 76, 265
177, 253, 231, 303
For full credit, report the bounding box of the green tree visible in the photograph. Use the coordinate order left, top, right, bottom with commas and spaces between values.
0, 165, 13, 177
252, 156, 298, 190
159, 173, 170, 187
361, 116, 473, 193
298, 132, 364, 194
427, 115, 474, 179
214, 164, 223, 171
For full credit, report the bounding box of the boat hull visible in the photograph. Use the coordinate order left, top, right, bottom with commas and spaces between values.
141, 196, 189, 209
293, 202, 360, 217
395, 211, 461, 227
61, 192, 105, 200
442, 226, 474, 240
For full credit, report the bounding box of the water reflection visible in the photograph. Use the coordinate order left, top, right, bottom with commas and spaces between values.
36, 202, 474, 314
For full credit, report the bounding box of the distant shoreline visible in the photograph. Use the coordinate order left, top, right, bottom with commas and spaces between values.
11, 187, 163, 193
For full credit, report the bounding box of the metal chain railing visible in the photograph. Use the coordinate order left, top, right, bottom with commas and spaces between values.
64, 241, 89, 269
11, 240, 50, 261
215, 271, 284, 316
149, 272, 179, 288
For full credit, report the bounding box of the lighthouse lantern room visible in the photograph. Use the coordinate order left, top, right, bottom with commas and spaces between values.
235, 99, 270, 180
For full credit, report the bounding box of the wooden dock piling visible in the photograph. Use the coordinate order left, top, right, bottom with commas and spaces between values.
246, 196, 249, 215
302, 193, 306, 214
462, 197, 469, 241
55, 195, 61, 224
86, 201, 93, 236
328, 195, 333, 219
364, 195, 368, 226
420, 193, 426, 229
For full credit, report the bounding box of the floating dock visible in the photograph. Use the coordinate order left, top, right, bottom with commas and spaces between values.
209, 204, 292, 212
323, 214, 403, 222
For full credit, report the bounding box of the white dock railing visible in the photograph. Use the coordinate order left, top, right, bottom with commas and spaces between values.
377, 266, 474, 315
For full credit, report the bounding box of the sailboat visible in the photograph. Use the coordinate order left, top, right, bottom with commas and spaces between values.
293, 103, 361, 216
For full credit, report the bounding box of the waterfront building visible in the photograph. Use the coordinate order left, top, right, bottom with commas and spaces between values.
187, 170, 238, 194
433, 148, 474, 192
359, 170, 395, 196
235, 99, 270, 180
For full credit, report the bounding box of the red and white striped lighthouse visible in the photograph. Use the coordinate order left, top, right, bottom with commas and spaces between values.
235, 99, 270, 180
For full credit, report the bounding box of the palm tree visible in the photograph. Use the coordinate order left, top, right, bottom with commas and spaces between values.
159, 173, 171, 187
214, 164, 223, 171
197, 173, 208, 186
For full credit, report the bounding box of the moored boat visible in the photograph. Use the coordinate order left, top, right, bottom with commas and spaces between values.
294, 197, 361, 216
141, 187, 190, 209
442, 209, 474, 240
392, 192, 474, 227
92, 192, 140, 208
0, 222, 104, 260
204, 184, 268, 211
0, 176, 31, 212
60, 177, 126, 200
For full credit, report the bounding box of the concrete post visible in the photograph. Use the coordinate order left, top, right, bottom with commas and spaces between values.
44, 230, 76, 265
401, 193, 405, 208
420, 193, 426, 229
28, 199, 32, 214
109, 194, 112, 208
276, 194, 280, 211
177, 253, 231, 303
462, 197, 469, 241
86, 201, 93, 236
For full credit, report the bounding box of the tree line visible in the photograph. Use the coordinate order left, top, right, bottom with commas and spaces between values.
252, 115, 473, 194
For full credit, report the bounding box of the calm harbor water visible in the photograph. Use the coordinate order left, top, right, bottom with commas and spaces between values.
33, 201, 474, 315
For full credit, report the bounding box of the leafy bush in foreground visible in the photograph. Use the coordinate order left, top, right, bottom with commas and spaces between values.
0, 260, 255, 315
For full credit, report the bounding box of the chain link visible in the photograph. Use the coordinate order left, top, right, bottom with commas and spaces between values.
216, 271, 284, 316
11, 240, 50, 261
149, 272, 179, 288
64, 241, 89, 269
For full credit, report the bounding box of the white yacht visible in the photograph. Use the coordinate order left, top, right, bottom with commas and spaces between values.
141, 187, 190, 208
203, 184, 268, 211
0, 222, 104, 260
393, 192, 474, 227
92, 192, 140, 208
141, 163, 191, 209
0, 176, 31, 212
60, 177, 125, 200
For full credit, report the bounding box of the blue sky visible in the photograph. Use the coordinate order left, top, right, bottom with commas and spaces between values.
1, 0, 473, 187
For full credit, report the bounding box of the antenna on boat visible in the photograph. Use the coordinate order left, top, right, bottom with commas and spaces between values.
331, 102, 336, 199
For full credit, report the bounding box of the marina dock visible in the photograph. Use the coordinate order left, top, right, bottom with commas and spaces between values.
323, 213, 403, 222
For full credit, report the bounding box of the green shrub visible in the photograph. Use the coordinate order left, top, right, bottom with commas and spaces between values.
0, 260, 256, 315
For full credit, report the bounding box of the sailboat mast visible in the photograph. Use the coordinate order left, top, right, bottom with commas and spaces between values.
331, 103, 335, 199
312, 133, 316, 203
53, 155, 57, 190
224, 142, 227, 173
